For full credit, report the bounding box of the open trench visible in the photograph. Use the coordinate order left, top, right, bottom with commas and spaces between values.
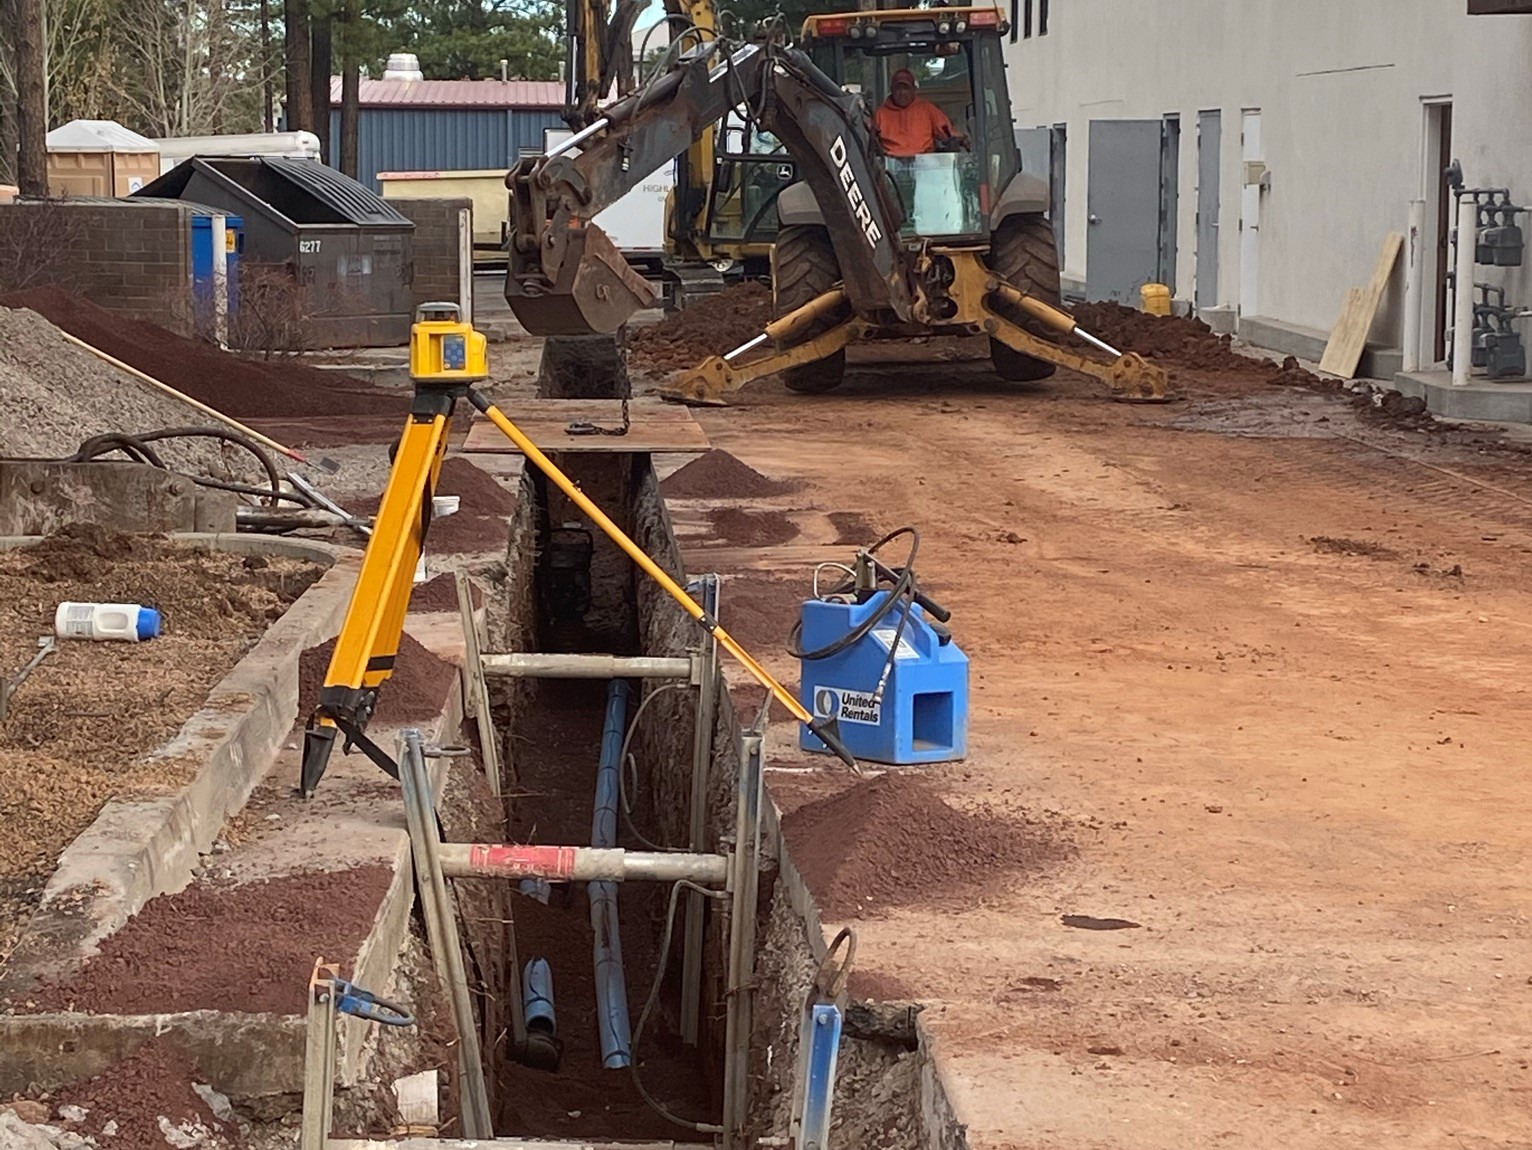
448, 446, 948, 1148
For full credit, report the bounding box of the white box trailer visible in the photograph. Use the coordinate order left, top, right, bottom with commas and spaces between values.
542, 127, 674, 268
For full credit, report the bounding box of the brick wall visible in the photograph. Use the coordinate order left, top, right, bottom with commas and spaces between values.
0, 201, 196, 332
387, 197, 471, 317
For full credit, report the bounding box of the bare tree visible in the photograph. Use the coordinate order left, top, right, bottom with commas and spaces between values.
259, 0, 273, 130
337, 0, 359, 177
13, 0, 45, 197
285, 0, 312, 131
0, 0, 18, 186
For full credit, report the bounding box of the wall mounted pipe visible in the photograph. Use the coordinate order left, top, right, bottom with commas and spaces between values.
592, 679, 633, 1068
1453, 196, 1477, 387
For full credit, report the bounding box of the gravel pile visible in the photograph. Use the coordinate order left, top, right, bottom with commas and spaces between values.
0, 305, 237, 477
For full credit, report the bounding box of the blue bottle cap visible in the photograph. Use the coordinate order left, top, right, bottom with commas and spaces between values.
136, 606, 162, 640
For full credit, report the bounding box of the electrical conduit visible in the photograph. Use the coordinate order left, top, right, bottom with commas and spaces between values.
592, 679, 633, 1068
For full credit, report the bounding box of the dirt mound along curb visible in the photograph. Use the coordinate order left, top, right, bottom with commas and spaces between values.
33, 867, 394, 1016
1, 285, 407, 421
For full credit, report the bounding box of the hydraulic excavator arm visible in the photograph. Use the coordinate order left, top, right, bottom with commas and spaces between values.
504, 39, 913, 335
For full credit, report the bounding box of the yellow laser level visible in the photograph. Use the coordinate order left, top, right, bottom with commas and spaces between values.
298, 309, 855, 795
410, 301, 488, 383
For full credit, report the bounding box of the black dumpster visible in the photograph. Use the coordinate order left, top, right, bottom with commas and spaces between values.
137, 156, 414, 347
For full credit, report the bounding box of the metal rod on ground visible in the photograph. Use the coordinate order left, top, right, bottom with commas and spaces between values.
235, 507, 353, 530
466, 389, 857, 769
55, 329, 317, 467
1453, 195, 1477, 387
592, 680, 635, 1069
289, 473, 372, 537
398, 731, 495, 1138
680, 573, 719, 1047
481, 653, 694, 680
721, 729, 765, 1150
438, 843, 729, 883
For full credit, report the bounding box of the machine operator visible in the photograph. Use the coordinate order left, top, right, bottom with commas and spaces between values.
873, 68, 969, 157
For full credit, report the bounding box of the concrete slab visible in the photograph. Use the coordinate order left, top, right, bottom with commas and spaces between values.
1240, 313, 1403, 380
1394, 367, 1532, 424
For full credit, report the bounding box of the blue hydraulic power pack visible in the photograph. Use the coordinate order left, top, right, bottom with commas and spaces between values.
798, 590, 969, 764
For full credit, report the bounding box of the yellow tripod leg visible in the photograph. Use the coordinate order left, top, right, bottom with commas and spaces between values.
300, 403, 454, 795
466, 389, 858, 770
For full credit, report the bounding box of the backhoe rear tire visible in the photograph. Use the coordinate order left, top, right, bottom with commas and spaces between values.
773, 224, 846, 394
988, 213, 1062, 383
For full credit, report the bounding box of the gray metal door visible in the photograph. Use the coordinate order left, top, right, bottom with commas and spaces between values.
1086, 119, 1163, 303
1158, 115, 1180, 291
1195, 110, 1221, 311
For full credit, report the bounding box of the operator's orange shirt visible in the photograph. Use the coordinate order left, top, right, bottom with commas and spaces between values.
874, 97, 955, 157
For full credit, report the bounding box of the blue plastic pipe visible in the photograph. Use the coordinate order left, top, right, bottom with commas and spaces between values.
591, 679, 633, 1068
523, 958, 557, 1035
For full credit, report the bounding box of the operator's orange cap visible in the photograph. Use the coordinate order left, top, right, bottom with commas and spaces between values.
891, 68, 918, 89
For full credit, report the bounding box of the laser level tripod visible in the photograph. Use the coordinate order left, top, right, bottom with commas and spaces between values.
298, 303, 854, 796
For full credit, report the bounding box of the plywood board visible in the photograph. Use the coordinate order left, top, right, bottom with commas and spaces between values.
1319, 232, 1404, 379
461, 399, 710, 454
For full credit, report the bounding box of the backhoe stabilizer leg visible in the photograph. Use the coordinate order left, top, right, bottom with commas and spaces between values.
982, 301, 1171, 403
660, 287, 858, 405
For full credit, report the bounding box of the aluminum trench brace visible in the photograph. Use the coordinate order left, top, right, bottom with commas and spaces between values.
301, 960, 416, 1150
789, 927, 857, 1150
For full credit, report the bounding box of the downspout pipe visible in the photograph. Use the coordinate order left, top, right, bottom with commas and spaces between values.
592, 678, 633, 1068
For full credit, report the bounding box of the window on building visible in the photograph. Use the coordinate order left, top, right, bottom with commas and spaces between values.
1039, 0, 1050, 34
1009, 0, 1019, 42
1023, 0, 1033, 38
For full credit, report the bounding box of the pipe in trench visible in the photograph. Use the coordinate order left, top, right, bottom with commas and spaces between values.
592, 678, 633, 1068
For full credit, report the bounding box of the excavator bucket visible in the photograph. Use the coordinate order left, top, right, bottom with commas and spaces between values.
505, 223, 660, 337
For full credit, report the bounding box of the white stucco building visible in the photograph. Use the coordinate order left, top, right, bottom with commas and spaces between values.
1003, 0, 1532, 382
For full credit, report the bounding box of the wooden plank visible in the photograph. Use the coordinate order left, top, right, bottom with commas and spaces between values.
461, 398, 709, 455
1319, 232, 1404, 379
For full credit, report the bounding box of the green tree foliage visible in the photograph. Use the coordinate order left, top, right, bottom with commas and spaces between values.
380, 0, 563, 80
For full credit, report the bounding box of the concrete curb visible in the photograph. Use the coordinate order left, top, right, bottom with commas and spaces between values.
0, 1010, 308, 1099
0, 536, 357, 1000
1394, 367, 1532, 424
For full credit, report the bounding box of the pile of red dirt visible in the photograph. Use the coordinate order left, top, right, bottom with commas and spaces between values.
35, 867, 393, 1016
707, 507, 799, 546
661, 449, 797, 498
345, 456, 517, 554
298, 632, 458, 724
52, 1038, 237, 1150
781, 773, 1069, 918
0, 285, 408, 421
626, 281, 772, 374
1071, 300, 1324, 386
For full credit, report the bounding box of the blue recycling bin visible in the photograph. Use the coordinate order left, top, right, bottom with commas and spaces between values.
190, 214, 242, 332
798, 591, 969, 765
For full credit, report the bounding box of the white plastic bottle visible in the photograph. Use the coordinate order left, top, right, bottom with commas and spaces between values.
54, 602, 163, 642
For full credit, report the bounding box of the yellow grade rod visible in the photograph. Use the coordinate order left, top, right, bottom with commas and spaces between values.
468, 391, 857, 769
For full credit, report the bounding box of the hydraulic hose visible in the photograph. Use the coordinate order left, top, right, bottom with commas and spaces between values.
788, 527, 921, 662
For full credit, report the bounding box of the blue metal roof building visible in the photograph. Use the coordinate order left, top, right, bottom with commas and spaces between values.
327, 78, 566, 191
